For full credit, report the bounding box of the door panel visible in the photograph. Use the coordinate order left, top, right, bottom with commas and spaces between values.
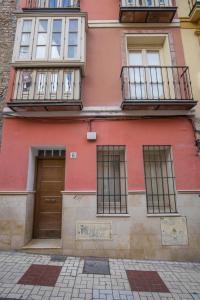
34, 159, 65, 239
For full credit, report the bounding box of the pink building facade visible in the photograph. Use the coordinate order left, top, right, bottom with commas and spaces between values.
0, 0, 200, 260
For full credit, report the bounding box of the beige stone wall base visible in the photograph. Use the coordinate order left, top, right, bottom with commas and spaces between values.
0, 192, 34, 249
0, 191, 200, 261
62, 192, 200, 261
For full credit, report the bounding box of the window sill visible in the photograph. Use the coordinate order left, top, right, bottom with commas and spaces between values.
96, 214, 130, 217
147, 213, 180, 217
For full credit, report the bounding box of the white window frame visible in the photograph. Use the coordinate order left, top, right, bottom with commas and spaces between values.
33, 18, 50, 60
49, 17, 65, 60
65, 17, 81, 61
14, 16, 84, 62
14, 18, 35, 62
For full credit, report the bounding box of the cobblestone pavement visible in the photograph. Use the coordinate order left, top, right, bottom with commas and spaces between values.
0, 251, 200, 300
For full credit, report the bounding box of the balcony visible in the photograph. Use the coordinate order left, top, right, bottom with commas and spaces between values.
119, 0, 177, 23
24, 0, 80, 11
8, 68, 82, 112
188, 0, 200, 22
121, 66, 197, 110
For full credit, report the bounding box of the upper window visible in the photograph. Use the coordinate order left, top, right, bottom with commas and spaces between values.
97, 145, 128, 215
123, 0, 172, 7
19, 20, 32, 59
128, 50, 164, 99
143, 145, 177, 214
13, 16, 85, 63
29, 0, 79, 8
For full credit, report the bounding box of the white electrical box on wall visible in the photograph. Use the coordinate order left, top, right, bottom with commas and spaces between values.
87, 132, 97, 140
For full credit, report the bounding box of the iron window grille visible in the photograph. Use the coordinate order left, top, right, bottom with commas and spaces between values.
97, 145, 128, 214
143, 145, 177, 214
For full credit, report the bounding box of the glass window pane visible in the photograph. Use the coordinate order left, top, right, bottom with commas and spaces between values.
68, 33, 77, 45
37, 33, 47, 45
129, 51, 143, 65
37, 73, 46, 93
19, 47, 29, 58
64, 72, 72, 92
50, 73, 58, 93
52, 33, 61, 45
21, 33, 31, 46
147, 51, 160, 66
62, 0, 71, 7
69, 19, 78, 31
49, 0, 58, 7
22, 20, 32, 32
38, 20, 48, 32
53, 20, 62, 32
37, 0, 46, 7
68, 46, 77, 58
22, 71, 32, 92
146, 0, 153, 6
36, 46, 46, 59
51, 46, 61, 58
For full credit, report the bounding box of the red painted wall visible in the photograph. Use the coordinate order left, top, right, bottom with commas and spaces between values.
2, 1, 198, 194
0, 118, 199, 191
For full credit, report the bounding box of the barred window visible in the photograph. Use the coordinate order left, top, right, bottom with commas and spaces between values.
97, 145, 128, 214
143, 145, 177, 214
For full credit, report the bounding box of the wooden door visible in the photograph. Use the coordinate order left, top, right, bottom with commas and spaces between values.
34, 158, 65, 239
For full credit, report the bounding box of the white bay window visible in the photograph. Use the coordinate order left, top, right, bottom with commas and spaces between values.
13, 15, 85, 63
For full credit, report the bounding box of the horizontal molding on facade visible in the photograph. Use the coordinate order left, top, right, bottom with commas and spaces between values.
61, 191, 97, 195
0, 191, 36, 195
61, 190, 146, 195
177, 190, 200, 194
16, 11, 88, 19
3, 106, 195, 119
180, 18, 200, 29
128, 190, 146, 194
146, 213, 181, 217
88, 19, 180, 28
0, 190, 199, 197
96, 214, 130, 217
12, 61, 85, 69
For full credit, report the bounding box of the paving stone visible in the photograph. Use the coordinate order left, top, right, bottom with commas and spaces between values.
18, 264, 62, 287
126, 271, 170, 293
0, 251, 200, 300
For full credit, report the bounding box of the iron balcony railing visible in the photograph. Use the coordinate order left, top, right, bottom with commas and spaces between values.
121, 66, 194, 102
12, 68, 81, 103
120, 0, 174, 8
26, 0, 80, 9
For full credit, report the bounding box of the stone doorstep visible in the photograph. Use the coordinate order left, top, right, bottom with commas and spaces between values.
22, 239, 62, 249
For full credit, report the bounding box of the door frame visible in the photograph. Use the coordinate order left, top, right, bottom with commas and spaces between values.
33, 156, 65, 239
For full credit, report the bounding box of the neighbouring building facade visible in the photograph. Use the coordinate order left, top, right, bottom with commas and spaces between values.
0, 0, 200, 261
0, 0, 16, 140
177, 0, 200, 149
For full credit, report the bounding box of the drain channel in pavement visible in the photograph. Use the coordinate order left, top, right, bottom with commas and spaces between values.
50, 254, 67, 262
83, 257, 110, 275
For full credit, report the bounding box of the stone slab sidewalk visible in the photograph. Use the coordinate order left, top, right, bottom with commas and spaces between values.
0, 251, 199, 300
